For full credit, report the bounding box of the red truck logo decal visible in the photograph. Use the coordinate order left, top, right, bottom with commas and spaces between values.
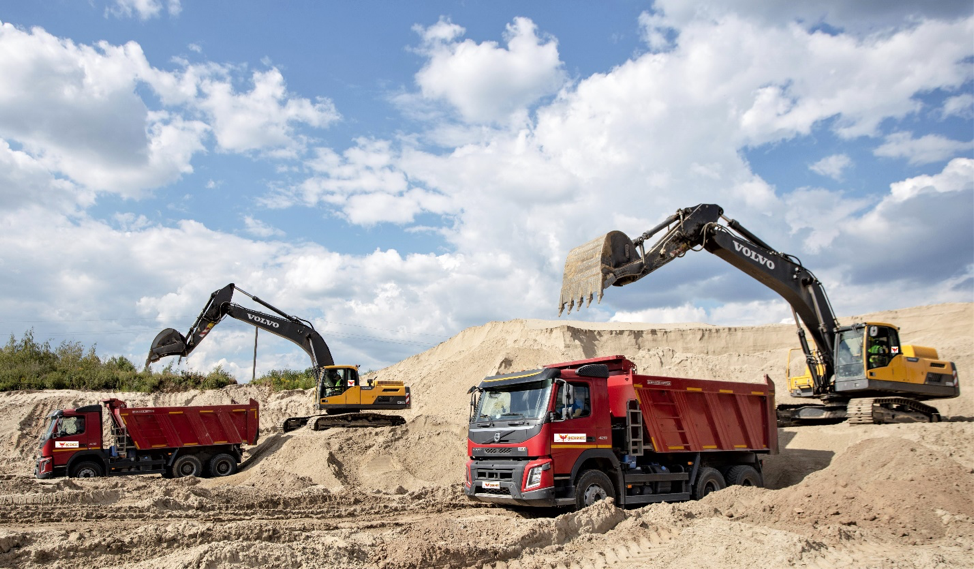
54, 441, 79, 449
553, 433, 586, 443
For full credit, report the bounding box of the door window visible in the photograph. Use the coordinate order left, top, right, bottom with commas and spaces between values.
555, 383, 591, 419
59, 416, 85, 436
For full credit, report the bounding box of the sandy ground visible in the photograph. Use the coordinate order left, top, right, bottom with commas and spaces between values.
0, 302, 970, 568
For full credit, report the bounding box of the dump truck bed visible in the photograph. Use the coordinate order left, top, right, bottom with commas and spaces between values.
630, 374, 777, 455
104, 398, 259, 450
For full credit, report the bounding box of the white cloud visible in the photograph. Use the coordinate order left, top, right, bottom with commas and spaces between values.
196, 68, 340, 156
412, 17, 567, 124
809, 154, 852, 180
108, 0, 181, 21
874, 131, 970, 165
243, 216, 285, 238
0, 23, 341, 199
942, 94, 974, 119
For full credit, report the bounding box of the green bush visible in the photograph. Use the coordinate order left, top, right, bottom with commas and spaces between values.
0, 330, 239, 393
251, 368, 317, 391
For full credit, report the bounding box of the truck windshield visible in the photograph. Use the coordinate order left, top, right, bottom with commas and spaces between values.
474, 379, 553, 423
40, 416, 58, 441
834, 329, 865, 380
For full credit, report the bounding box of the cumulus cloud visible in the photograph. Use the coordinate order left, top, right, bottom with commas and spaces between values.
809, 154, 852, 180
942, 94, 974, 119
0, 23, 340, 199
412, 17, 567, 124
108, 0, 181, 21
873, 131, 970, 165
243, 216, 284, 238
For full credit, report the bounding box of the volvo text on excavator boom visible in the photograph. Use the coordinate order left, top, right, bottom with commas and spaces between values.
146, 284, 411, 432
558, 204, 959, 425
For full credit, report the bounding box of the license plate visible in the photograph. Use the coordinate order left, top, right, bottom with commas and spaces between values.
482, 481, 500, 490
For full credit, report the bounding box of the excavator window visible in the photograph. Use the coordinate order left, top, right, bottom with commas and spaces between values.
866, 326, 899, 370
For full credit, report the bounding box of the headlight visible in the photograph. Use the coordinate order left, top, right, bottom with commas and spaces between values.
525, 466, 543, 489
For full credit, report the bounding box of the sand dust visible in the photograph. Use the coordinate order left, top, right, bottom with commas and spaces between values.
0, 302, 970, 568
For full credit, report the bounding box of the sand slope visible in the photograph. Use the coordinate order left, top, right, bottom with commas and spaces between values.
0, 302, 970, 568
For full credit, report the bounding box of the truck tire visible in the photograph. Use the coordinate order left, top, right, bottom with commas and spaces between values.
574, 470, 614, 510
172, 454, 203, 478
70, 461, 104, 478
725, 465, 762, 487
692, 467, 726, 499
208, 453, 238, 477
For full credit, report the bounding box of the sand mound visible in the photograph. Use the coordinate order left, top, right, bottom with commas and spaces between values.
0, 302, 971, 568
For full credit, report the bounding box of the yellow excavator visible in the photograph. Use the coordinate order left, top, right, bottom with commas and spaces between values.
559, 203, 960, 425
145, 283, 410, 432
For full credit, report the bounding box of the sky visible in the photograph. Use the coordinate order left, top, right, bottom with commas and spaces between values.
0, 0, 971, 380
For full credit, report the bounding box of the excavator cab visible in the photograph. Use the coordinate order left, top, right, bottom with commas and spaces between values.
318, 365, 361, 405
832, 322, 959, 399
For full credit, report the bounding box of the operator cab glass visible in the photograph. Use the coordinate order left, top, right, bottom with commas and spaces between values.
318, 367, 359, 399
472, 378, 553, 425
834, 324, 902, 381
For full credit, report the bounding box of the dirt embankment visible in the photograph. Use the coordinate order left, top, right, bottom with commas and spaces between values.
0, 302, 970, 568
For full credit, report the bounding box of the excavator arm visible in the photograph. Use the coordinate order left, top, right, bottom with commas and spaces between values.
559, 203, 840, 395
145, 283, 334, 372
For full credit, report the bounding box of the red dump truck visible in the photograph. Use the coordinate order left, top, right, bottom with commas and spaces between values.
464, 356, 777, 509
35, 398, 259, 479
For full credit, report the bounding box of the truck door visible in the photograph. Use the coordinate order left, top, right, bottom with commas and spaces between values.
51, 414, 88, 468
549, 379, 609, 476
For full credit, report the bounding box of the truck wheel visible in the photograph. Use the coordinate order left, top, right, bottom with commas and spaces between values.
574, 470, 614, 510
172, 455, 203, 478
70, 461, 103, 478
725, 465, 763, 487
692, 467, 726, 499
208, 453, 238, 477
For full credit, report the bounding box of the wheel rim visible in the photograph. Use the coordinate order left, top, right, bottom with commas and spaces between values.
583, 484, 607, 506
77, 467, 97, 478
215, 459, 232, 476
702, 480, 720, 495
177, 461, 197, 476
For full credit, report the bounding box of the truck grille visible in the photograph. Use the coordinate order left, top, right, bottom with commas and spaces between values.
475, 468, 514, 481
482, 447, 512, 455
478, 487, 511, 496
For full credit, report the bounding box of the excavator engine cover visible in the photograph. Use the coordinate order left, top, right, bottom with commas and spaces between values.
559, 230, 636, 315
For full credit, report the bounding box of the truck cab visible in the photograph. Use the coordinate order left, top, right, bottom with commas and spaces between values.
35, 405, 104, 479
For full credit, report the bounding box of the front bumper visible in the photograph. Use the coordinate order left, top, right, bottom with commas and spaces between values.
464, 459, 556, 507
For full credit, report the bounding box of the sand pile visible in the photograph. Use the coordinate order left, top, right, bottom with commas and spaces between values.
0, 302, 970, 568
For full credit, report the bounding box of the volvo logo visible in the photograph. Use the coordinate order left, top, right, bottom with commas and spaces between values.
733, 241, 775, 269
247, 314, 280, 328
493, 432, 500, 443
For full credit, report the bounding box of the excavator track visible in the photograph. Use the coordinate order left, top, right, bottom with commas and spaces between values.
846, 397, 942, 425
776, 403, 847, 427
282, 413, 406, 433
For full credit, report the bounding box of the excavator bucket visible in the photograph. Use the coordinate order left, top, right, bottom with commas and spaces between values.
558, 231, 638, 315
145, 328, 188, 368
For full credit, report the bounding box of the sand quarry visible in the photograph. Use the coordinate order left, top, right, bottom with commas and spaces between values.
0, 302, 971, 568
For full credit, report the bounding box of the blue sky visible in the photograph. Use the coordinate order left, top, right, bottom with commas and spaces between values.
0, 1, 971, 379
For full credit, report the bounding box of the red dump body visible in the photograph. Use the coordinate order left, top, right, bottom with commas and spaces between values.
104, 398, 259, 450
628, 373, 777, 455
